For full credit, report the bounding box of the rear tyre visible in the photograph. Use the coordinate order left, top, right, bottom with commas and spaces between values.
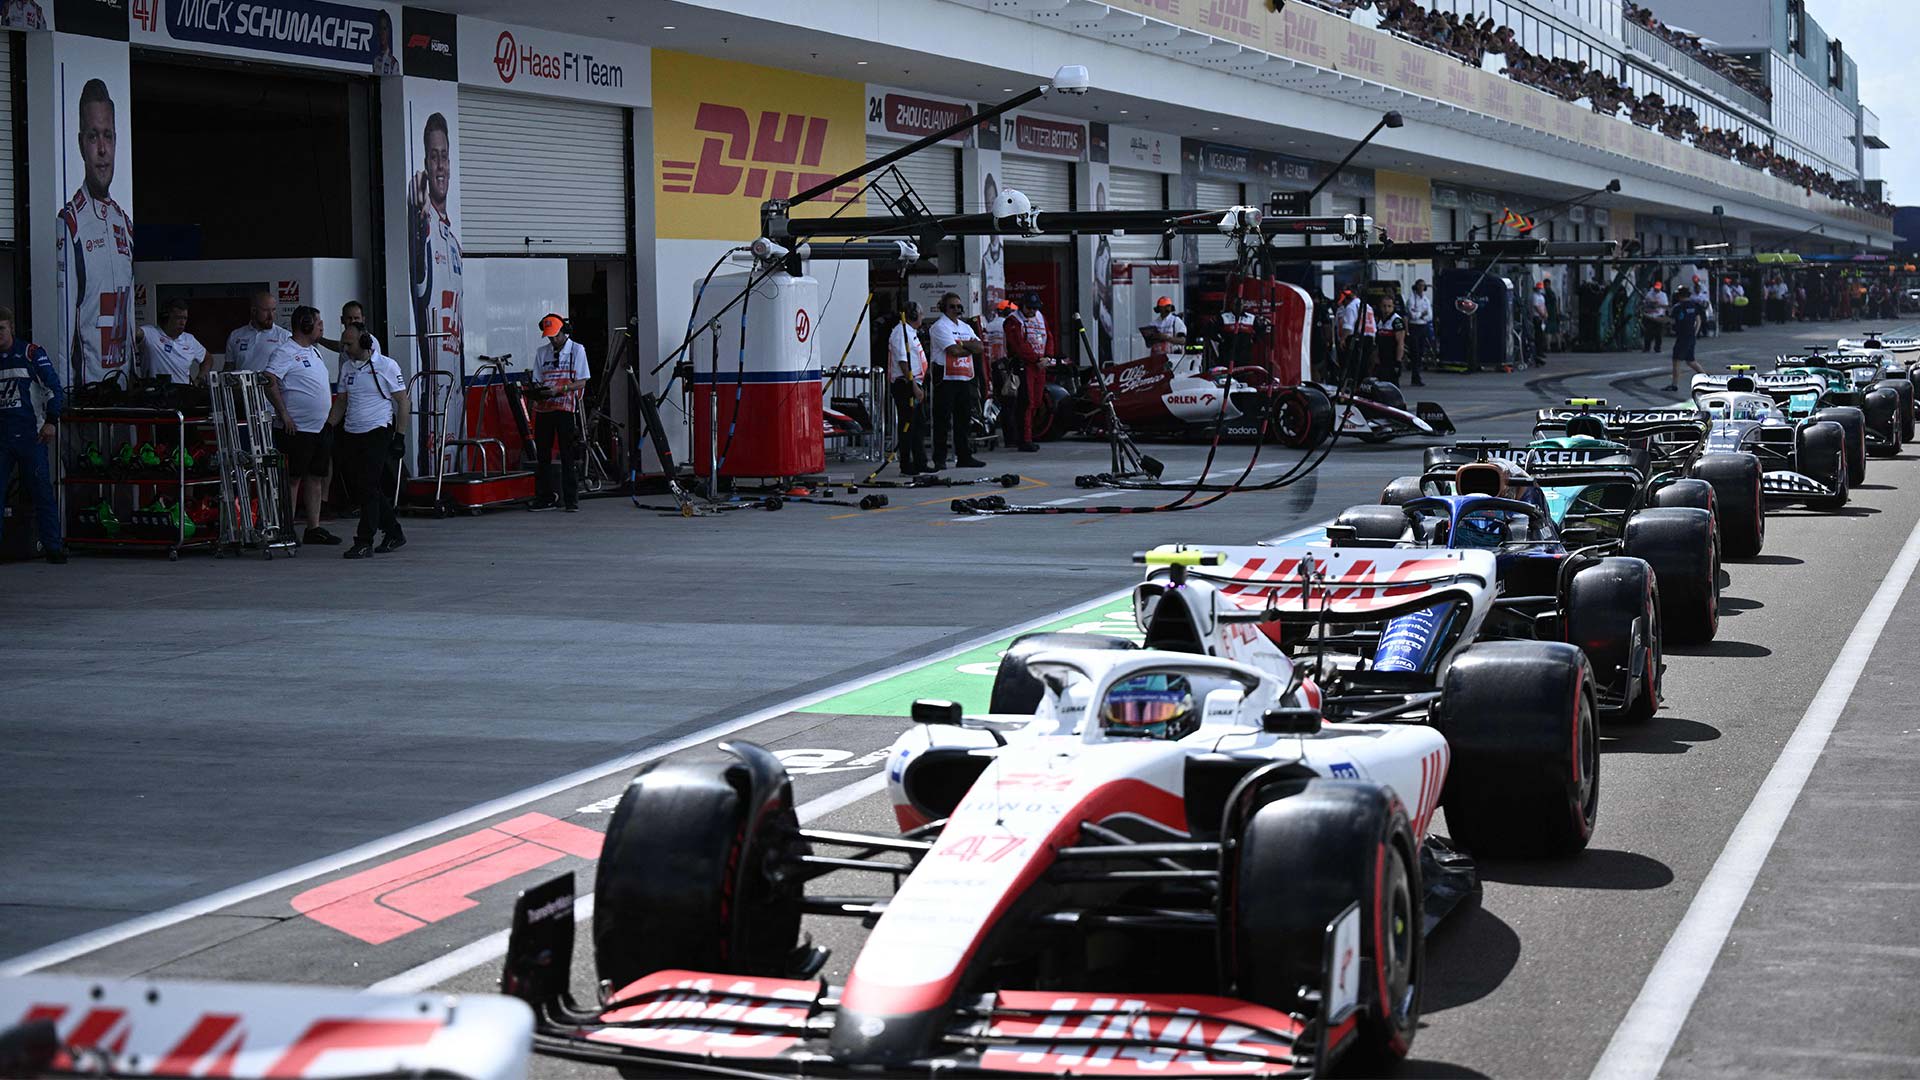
1336, 504, 1410, 542
1625, 507, 1719, 644
1271, 385, 1334, 449
1689, 453, 1765, 559
1796, 420, 1850, 510
1812, 406, 1867, 484
1864, 388, 1901, 457
1566, 557, 1661, 723
1381, 475, 1425, 506
1873, 378, 1913, 442
989, 631, 1135, 713
1438, 641, 1598, 856
1225, 780, 1420, 1067
593, 742, 805, 995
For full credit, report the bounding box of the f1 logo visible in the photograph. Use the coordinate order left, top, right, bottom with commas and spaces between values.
291, 812, 600, 944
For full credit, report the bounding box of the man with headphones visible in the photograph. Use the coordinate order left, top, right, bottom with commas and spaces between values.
262, 305, 341, 545
529, 313, 590, 512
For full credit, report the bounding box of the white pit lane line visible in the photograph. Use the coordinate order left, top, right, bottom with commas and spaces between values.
1590, 507, 1920, 1080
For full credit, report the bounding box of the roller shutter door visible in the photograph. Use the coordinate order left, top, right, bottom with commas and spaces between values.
999, 156, 1073, 220
1431, 206, 1457, 243
460, 89, 628, 255
865, 137, 960, 217
0, 45, 12, 243
1108, 167, 1168, 262
1195, 177, 1243, 264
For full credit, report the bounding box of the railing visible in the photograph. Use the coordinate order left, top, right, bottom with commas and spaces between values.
1623, 19, 1769, 122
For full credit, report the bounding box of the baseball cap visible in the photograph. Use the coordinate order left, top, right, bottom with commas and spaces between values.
1154, 295, 1173, 307
1022, 291, 1041, 305
539, 314, 566, 336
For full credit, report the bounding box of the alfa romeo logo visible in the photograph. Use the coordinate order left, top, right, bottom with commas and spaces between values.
494, 31, 517, 82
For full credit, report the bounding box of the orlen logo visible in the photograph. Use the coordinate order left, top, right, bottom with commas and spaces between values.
494, 30, 519, 82
660, 105, 861, 203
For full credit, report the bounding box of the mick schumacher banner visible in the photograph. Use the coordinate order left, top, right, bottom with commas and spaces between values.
132, 0, 399, 72
652, 49, 865, 241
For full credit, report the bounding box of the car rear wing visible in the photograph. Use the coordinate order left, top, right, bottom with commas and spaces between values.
1533, 407, 1708, 442
0, 974, 532, 1080
1145, 544, 1494, 624
1838, 334, 1920, 355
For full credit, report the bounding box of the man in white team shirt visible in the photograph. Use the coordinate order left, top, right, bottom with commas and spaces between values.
137, 298, 208, 385
220, 289, 292, 374
262, 306, 341, 546
328, 324, 409, 559
927, 292, 987, 471
529, 314, 591, 512
57, 78, 136, 389
409, 113, 463, 379
886, 302, 930, 475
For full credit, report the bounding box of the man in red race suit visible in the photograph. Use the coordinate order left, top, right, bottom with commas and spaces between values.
1001, 292, 1051, 451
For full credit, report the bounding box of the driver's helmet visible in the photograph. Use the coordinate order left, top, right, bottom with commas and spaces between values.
1100, 673, 1199, 741
1452, 512, 1511, 549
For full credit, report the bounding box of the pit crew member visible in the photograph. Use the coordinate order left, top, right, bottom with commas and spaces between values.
0, 307, 65, 562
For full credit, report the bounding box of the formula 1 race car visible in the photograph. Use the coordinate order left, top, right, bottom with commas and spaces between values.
1359, 443, 1720, 645
1689, 368, 1851, 510
1073, 349, 1334, 448
1763, 357, 1895, 468
501, 548, 1600, 1077
0, 973, 532, 1080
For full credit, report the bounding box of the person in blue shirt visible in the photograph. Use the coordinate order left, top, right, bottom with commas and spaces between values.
0, 306, 66, 562
1663, 287, 1707, 392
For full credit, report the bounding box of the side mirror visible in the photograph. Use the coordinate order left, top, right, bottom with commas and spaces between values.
1324, 524, 1357, 546
1261, 707, 1322, 735
1561, 526, 1604, 547
911, 699, 964, 726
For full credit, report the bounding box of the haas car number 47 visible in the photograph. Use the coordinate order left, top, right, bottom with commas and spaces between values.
498, 545, 1601, 1077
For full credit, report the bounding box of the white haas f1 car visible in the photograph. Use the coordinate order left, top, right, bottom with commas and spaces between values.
499, 546, 1597, 1077
0, 973, 532, 1080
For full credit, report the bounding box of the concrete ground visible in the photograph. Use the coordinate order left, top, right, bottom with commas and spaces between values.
5, 318, 1918, 1078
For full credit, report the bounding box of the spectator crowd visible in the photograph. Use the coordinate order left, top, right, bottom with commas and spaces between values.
1302, 0, 1893, 217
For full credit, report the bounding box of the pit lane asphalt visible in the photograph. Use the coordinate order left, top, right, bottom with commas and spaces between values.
6, 320, 1918, 1078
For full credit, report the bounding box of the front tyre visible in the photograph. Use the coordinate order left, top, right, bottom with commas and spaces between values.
1224, 780, 1420, 1069
593, 742, 805, 995
1796, 420, 1849, 510
1863, 388, 1902, 457
1812, 406, 1867, 485
1271, 384, 1334, 449
1566, 557, 1661, 723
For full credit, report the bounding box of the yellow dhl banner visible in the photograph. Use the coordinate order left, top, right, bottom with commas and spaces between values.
652, 50, 867, 241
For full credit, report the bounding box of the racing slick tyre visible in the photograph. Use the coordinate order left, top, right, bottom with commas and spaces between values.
1652, 477, 1715, 513
989, 631, 1136, 713
1038, 383, 1077, 441
1812, 406, 1868, 485
1381, 475, 1425, 506
593, 742, 806, 994
1335, 504, 1410, 543
1863, 387, 1902, 457
1624, 507, 1719, 645
1872, 378, 1913, 443
1566, 557, 1661, 723
1689, 453, 1766, 559
1797, 420, 1850, 510
1270, 384, 1335, 449
1225, 779, 1421, 1069
1438, 641, 1598, 856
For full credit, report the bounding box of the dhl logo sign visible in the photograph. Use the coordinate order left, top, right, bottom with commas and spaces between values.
653, 51, 865, 240
659, 105, 861, 204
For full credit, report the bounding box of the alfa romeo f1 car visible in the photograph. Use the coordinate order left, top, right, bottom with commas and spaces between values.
1689, 368, 1851, 510
1325, 378, 1456, 444
502, 548, 1600, 1078
1073, 349, 1336, 449
0, 974, 532, 1080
